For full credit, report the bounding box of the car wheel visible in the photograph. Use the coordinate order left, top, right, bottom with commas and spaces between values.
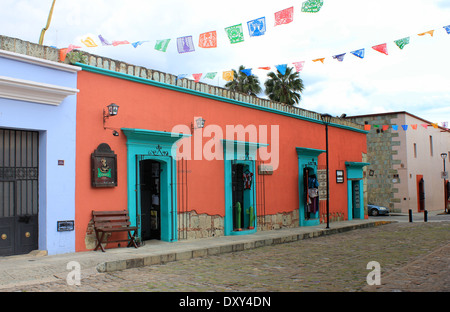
370, 209, 378, 216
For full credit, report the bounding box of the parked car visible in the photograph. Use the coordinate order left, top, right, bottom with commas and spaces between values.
368, 204, 389, 216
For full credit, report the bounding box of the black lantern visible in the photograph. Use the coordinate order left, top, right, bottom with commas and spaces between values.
107, 103, 119, 116
103, 103, 120, 136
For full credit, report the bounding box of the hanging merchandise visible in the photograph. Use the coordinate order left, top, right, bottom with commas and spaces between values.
243, 170, 253, 190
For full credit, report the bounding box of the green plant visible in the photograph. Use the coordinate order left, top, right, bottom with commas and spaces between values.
66, 51, 88, 65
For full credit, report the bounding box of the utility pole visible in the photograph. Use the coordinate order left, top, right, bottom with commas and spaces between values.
38, 0, 57, 45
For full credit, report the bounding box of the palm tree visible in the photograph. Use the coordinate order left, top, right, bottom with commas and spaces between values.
264, 66, 304, 105
225, 65, 262, 96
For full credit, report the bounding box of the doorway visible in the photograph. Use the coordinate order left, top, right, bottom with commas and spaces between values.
0, 129, 39, 256
417, 175, 425, 212
351, 180, 361, 218
140, 160, 161, 240
231, 162, 254, 231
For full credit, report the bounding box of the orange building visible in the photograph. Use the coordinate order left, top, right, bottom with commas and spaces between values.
74, 58, 368, 252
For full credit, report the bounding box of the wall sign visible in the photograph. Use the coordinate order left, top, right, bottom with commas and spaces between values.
57, 220, 74, 232
336, 170, 344, 183
91, 143, 118, 187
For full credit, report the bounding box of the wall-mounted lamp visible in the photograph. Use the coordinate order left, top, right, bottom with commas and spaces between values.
191, 117, 206, 134
103, 103, 120, 136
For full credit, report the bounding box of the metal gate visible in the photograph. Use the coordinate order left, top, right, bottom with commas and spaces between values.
0, 129, 39, 256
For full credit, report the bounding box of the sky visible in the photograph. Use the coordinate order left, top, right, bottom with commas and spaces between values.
1, 0, 450, 124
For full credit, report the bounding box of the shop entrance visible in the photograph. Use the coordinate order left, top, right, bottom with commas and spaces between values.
0, 129, 39, 256
139, 159, 161, 240
351, 180, 361, 219
231, 162, 254, 231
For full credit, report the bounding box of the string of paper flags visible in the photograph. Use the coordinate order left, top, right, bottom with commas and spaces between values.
365, 122, 449, 132
60, 0, 325, 63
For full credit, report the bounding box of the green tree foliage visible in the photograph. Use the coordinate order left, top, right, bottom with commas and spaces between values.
264, 66, 304, 105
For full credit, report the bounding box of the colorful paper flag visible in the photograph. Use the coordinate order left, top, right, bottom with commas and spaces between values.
112, 40, 130, 46
66, 44, 82, 53
177, 36, 195, 53
301, 0, 324, 13
98, 35, 112, 46
411, 124, 418, 130
401, 125, 408, 131
372, 43, 388, 55
312, 58, 325, 63
392, 125, 398, 131
275, 64, 287, 75
81, 37, 98, 47
394, 37, 410, 50
199, 31, 217, 48
176, 74, 187, 80
274, 7, 294, 26
131, 41, 148, 48
443, 25, 450, 34
223, 70, 234, 81
421, 124, 429, 129
382, 125, 389, 131
431, 123, 438, 128
192, 73, 202, 82
350, 49, 365, 59
225, 24, 245, 44
240, 68, 252, 76
155, 39, 171, 52
364, 125, 371, 131
258, 67, 271, 70
204, 72, 217, 79
441, 121, 448, 128
292, 61, 305, 72
247, 17, 266, 37
418, 30, 434, 37
332, 53, 346, 62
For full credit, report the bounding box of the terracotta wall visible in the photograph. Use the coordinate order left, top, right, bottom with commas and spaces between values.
75, 70, 367, 251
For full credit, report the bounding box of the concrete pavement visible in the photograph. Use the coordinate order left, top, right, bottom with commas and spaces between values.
0, 218, 397, 290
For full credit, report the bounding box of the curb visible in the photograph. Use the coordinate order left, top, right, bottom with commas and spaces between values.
96, 220, 395, 273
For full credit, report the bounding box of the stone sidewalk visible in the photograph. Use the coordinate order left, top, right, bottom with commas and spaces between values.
0, 218, 392, 290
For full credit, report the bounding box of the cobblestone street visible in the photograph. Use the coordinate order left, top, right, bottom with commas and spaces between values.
3, 221, 449, 293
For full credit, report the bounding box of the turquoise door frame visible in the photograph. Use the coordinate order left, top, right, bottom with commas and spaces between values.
296, 147, 326, 226
222, 140, 267, 236
345, 162, 370, 220
122, 128, 190, 242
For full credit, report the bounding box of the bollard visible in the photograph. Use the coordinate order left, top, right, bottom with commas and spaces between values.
409, 209, 413, 222
424, 210, 428, 222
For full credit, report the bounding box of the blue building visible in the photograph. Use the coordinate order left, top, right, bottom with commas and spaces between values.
0, 49, 79, 256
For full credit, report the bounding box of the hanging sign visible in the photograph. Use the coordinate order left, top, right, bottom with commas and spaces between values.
91, 143, 118, 187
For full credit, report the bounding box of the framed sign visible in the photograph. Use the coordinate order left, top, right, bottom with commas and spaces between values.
91, 143, 118, 187
336, 170, 344, 183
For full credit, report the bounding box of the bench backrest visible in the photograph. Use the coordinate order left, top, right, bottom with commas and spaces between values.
93, 210, 132, 229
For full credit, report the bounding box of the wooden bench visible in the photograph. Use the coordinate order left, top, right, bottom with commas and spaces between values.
92, 210, 138, 252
